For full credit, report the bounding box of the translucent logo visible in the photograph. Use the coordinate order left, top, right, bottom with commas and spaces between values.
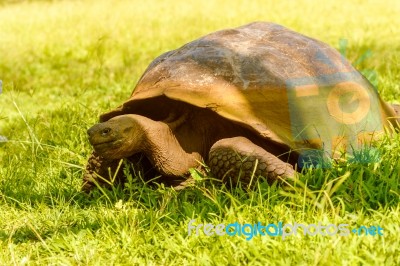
285, 41, 383, 168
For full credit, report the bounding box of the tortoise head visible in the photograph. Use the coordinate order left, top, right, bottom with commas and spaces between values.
87, 115, 145, 160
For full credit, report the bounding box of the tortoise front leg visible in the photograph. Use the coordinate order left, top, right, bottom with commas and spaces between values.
82, 151, 124, 192
83, 150, 197, 192
208, 137, 295, 186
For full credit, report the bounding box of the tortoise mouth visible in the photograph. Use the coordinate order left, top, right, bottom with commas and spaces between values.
93, 139, 123, 152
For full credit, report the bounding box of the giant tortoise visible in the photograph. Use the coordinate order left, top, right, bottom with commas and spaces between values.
83, 22, 399, 191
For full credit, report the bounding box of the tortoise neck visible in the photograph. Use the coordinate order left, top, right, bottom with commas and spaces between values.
142, 119, 202, 177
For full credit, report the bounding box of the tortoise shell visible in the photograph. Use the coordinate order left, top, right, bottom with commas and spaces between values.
100, 22, 396, 157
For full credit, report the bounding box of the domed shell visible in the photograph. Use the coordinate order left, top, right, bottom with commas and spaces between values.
101, 22, 395, 156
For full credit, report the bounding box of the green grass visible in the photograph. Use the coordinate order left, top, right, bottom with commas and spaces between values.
1, 0, 400, 265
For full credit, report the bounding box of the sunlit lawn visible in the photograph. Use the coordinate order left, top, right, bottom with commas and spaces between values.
0, 0, 399, 264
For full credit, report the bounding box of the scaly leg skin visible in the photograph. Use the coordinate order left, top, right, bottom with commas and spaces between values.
208, 137, 295, 187
82, 151, 124, 192
83, 151, 193, 192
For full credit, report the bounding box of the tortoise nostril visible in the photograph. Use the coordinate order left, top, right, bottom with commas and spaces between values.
101, 128, 111, 136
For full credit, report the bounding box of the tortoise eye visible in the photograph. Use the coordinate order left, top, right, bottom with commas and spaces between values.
101, 128, 111, 136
